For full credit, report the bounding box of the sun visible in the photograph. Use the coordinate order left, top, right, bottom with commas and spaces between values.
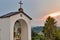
48, 11, 60, 17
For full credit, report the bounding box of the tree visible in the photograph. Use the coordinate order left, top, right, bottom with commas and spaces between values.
43, 16, 57, 40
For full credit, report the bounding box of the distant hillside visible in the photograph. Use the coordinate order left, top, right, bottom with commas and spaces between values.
31, 26, 43, 33
32, 26, 60, 33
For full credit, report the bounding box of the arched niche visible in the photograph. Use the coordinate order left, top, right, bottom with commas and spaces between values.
13, 19, 28, 40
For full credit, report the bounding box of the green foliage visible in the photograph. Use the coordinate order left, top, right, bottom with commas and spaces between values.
31, 30, 40, 40
40, 35, 44, 40
55, 29, 60, 40
43, 16, 57, 40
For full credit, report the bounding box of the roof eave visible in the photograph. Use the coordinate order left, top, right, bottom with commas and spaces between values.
0, 12, 32, 20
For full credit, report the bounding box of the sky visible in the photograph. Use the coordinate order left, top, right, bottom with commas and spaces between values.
0, 0, 60, 26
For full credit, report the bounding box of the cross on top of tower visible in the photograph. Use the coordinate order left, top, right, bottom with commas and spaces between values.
18, 0, 23, 12
19, 1, 23, 8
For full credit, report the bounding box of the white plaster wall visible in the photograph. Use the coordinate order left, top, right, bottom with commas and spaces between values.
9, 13, 31, 40
0, 18, 10, 40
28, 22, 31, 40
0, 13, 31, 40
20, 19, 28, 40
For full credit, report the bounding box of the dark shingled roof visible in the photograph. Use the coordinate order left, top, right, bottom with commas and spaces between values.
0, 11, 32, 20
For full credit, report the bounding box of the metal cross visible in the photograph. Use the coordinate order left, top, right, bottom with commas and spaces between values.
19, 1, 23, 8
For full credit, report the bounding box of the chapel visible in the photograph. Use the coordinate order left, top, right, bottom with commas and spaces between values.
0, 1, 32, 40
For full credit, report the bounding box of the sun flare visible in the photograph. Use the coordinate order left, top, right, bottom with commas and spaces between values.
48, 12, 60, 17
41, 11, 60, 21
40, 11, 60, 21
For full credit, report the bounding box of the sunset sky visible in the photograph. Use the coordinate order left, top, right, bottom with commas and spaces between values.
0, 0, 60, 26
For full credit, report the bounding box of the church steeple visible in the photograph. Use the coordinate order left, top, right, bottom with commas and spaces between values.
18, 0, 23, 12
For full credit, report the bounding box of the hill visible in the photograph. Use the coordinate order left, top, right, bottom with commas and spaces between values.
32, 26, 60, 33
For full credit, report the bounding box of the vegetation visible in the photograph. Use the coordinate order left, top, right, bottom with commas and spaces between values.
43, 16, 57, 40
31, 30, 40, 40
55, 29, 60, 40
31, 16, 60, 40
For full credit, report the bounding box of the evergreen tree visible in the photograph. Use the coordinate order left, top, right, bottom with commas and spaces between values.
43, 16, 57, 40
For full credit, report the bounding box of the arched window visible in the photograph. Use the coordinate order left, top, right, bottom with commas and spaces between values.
14, 21, 21, 40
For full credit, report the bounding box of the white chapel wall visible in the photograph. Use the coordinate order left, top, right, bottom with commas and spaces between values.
9, 13, 31, 40
0, 18, 10, 40
0, 12, 31, 40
